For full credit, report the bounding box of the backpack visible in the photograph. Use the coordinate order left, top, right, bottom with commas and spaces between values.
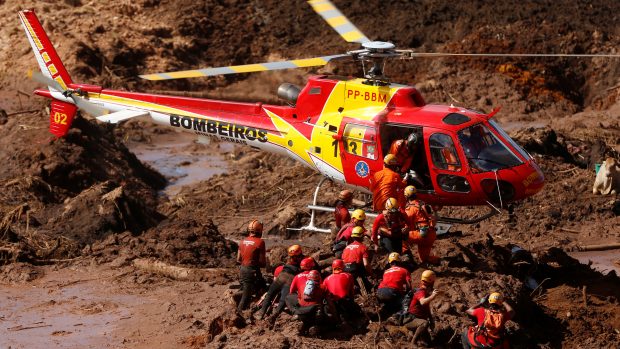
303, 279, 319, 301
476, 308, 505, 340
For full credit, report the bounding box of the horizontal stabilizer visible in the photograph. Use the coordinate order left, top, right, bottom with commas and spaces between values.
96, 109, 149, 124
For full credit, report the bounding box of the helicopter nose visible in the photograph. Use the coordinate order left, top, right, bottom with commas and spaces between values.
521, 159, 545, 197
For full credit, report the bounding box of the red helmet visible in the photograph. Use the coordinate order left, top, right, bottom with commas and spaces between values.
300, 257, 316, 271
332, 259, 344, 273
307, 270, 321, 281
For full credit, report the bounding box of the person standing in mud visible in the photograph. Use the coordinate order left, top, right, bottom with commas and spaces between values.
371, 198, 409, 254
462, 292, 515, 349
333, 190, 353, 232
402, 270, 440, 346
403, 185, 440, 265
255, 244, 304, 322
369, 154, 407, 211
236, 220, 267, 313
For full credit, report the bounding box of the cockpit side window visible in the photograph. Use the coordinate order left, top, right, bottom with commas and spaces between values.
429, 133, 461, 171
458, 123, 522, 172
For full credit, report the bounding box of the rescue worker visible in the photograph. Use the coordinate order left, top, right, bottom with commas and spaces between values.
287, 269, 327, 335
371, 198, 409, 253
333, 209, 366, 258
342, 226, 372, 293
236, 219, 266, 313
256, 244, 304, 322
322, 259, 358, 325
403, 270, 440, 345
369, 154, 407, 211
334, 190, 353, 231
462, 292, 515, 349
389, 132, 419, 174
403, 185, 439, 265
376, 252, 412, 317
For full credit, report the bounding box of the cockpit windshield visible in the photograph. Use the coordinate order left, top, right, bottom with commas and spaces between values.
457, 123, 523, 172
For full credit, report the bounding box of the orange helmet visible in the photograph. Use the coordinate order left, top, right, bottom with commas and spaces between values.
421, 270, 436, 284
287, 244, 303, 257
338, 190, 353, 201
384, 154, 399, 166
332, 259, 344, 273
300, 257, 316, 271
248, 219, 263, 235
385, 197, 399, 212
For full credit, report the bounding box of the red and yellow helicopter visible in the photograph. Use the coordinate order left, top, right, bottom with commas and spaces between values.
20, 2, 617, 232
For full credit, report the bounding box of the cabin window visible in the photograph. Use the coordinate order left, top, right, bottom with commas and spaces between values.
309, 87, 322, 95
342, 124, 377, 160
429, 133, 461, 171
437, 174, 471, 193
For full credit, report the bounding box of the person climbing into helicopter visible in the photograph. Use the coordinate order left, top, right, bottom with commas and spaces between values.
333, 189, 353, 231
376, 252, 412, 318
332, 209, 366, 258
461, 292, 515, 349
369, 154, 407, 211
255, 244, 304, 322
237, 219, 267, 313
371, 198, 409, 254
402, 270, 441, 346
342, 226, 372, 293
389, 132, 420, 174
403, 185, 440, 265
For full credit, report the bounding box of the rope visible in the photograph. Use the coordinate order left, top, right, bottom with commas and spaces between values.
493, 170, 503, 209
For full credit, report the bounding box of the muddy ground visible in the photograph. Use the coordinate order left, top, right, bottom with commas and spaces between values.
0, 0, 619, 348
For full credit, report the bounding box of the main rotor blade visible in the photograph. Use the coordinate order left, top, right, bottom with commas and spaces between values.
398, 51, 620, 58
139, 54, 348, 81
307, 0, 370, 44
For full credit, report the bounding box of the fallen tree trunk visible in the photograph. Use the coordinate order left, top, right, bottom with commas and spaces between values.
572, 243, 620, 252
133, 258, 228, 281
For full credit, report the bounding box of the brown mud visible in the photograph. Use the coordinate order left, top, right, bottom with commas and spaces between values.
0, 0, 619, 348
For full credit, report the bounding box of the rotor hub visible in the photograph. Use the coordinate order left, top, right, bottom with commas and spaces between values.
362, 41, 396, 52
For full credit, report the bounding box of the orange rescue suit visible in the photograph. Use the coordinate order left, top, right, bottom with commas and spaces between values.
389, 139, 413, 174
369, 167, 406, 211
404, 200, 438, 264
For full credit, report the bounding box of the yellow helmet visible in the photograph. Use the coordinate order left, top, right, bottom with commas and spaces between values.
287, 244, 303, 257
351, 226, 365, 238
385, 197, 399, 211
351, 209, 366, 221
404, 185, 417, 199
388, 252, 400, 263
488, 292, 503, 305
384, 154, 399, 166
421, 270, 436, 284
338, 189, 353, 201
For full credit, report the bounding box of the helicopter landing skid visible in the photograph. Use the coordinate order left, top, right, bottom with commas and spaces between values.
286, 177, 332, 234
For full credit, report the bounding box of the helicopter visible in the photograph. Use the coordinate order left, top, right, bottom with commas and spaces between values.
18, 2, 619, 233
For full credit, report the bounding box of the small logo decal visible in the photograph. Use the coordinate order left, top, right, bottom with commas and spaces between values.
355, 161, 369, 178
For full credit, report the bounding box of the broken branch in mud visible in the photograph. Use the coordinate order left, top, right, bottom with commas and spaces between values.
133, 258, 227, 281
8, 323, 52, 331
572, 243, 620, 252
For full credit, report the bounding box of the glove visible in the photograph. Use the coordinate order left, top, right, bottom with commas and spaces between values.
419, 226, 428, 238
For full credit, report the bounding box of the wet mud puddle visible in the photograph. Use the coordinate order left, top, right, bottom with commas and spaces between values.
128, 132, 232, 195
569, 249, 620, 275
0, 269, 137, 349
